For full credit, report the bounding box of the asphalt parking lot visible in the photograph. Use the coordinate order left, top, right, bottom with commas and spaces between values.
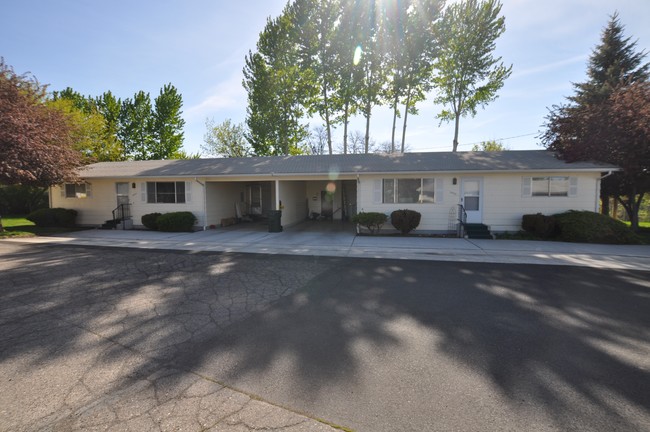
1, 242, 649, 431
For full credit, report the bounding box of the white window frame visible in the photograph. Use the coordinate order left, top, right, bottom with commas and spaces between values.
523, 176, 577, 198
63, 183, 89, 199
381, 178, 435, 204
146, 181, 186, 204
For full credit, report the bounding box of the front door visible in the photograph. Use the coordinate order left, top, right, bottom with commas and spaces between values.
461, 178, 483, 224
116, 182, 130, 206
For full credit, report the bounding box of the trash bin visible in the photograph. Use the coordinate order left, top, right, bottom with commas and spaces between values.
268, 210, 283, 232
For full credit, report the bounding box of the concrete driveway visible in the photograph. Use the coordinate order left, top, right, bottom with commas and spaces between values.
1, 242, 648, 431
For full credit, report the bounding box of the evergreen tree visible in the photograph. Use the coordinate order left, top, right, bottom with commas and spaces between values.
572, 12, 649, 106
544, 13, 649, 217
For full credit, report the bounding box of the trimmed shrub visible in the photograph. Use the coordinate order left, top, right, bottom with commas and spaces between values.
352, 212, 387, 234
156, 211, 197, 232
522, 213, 558, 238
141, 212, 162, 230
391, 209, 421, 234
26, 208, 77, 227
552, 210, 641, 244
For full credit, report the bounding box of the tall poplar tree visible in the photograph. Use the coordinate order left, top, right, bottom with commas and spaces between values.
152, 83, 185, 159
243, 6, 310, 156
119, 91, 155, 160
432, 0, 512, 152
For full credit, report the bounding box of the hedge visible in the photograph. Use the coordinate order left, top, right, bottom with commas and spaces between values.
352, 212, 387, 234
26, 208, 77, 227
156, 211, 197, 232
141, 212, 162, 230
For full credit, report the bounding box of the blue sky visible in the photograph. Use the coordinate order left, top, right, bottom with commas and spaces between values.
2, 0, 649, 155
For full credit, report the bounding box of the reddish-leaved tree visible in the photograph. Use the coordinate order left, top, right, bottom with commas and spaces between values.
0, 59, 83, 232
543, 81, 650, 230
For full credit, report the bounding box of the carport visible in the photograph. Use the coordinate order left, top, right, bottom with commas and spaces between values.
204, 177, 357, 231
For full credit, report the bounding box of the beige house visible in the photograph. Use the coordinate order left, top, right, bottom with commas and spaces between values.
50, 150, 616, 235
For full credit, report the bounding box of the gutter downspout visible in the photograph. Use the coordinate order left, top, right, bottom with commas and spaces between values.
195, 178, 207, 231
596, 171, 613, 213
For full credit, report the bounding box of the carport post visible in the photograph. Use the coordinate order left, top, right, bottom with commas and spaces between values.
274, 179, 280, 210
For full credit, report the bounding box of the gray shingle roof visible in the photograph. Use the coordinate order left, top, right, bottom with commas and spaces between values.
78, 150, 617, 179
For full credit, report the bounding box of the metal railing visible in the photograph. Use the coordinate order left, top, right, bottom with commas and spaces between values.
457, 204, 467, 237
111, 203, 132, 229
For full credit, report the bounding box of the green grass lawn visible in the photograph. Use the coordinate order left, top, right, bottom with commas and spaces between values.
0, 215, 85, 238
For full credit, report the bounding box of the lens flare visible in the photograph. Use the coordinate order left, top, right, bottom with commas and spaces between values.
326, 182, 337, 194
353, 45, 362, 66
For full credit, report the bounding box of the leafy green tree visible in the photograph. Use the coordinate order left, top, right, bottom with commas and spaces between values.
119, 91, 155, 160
96, 91, 123, 158
48, 98, 123, 162
384, 0, 443, 153
293, 0, 343, 155
202, 118, 251, 158
331, 0, 364, 154
471, 140, 508, 151
355, 1, 386, 153
432, 0, 512, 152
152, 83, 185, 159
243, 9, 309, 156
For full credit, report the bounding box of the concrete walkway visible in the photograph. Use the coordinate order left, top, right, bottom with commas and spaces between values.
6, 222, 650, 270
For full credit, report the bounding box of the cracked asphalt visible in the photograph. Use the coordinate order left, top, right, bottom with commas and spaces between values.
1, 241, 649, 432
0, 242, 340, 431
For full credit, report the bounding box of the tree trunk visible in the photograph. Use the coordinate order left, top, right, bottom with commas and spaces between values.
452, 112, 460, 152
323, 86, 333, 155
401, 89, 412, 154
0, 216, 3, 233
390, 93, 399, 153
343, 100, 349, 155
600, 190, 610, 215
364, 100, 371, 154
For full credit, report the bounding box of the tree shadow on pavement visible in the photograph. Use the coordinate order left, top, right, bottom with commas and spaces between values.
1, 243, 649, 432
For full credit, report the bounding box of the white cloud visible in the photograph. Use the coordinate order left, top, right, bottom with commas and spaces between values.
185, 73, 246, 120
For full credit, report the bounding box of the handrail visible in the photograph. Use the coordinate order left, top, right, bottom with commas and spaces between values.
457, 204, 467, 237
111, 203, 132, 230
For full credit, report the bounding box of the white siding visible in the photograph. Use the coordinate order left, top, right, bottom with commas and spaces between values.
51, 178, 206, 228
278, 180, 308, 227
206, 182, 244, 226
482, 172, 599, 232
357, 175, 456, 232
357, 172, 601, 233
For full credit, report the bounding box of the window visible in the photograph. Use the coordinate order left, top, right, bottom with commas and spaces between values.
65, 183, 87, 198
382, 178, 434, 203
532, 176, 569, 197
146, 182, 186, 203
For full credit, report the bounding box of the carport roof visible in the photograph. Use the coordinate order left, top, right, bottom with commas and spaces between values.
78, 150, 617, 179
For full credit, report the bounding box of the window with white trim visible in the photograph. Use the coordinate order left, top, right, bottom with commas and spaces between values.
532, 176, 569, 197
382, 178, 435, 203
146, 182, 186, 203
64, 183, 88, 198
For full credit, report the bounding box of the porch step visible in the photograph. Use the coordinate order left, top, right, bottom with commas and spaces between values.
100, 219, 118, 230
464, 223, 492, 239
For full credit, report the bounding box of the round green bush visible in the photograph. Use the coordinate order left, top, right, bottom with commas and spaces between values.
26, 208, 77, 227
391, 209, 421, 234
552, 210, 641, 244
352, 212, 387, 234
156, 211, 197, 232
141, 212, 162, 230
